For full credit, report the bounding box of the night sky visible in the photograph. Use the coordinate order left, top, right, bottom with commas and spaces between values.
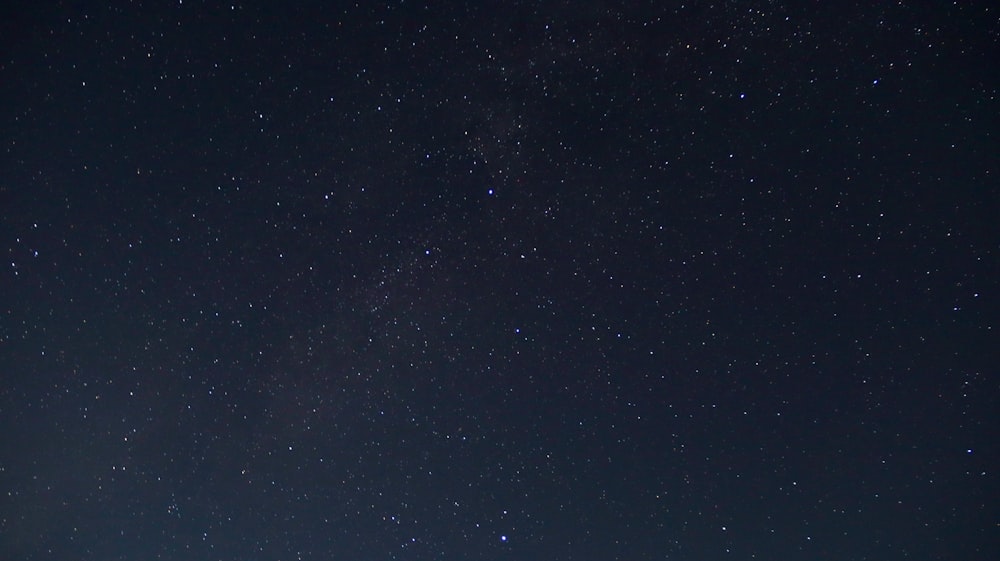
1, 2, 997, 560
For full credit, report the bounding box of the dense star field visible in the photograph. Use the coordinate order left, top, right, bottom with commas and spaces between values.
1, 2, 996, 560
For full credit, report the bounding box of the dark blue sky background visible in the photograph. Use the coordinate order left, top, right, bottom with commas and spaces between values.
1, 1, 996, 560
